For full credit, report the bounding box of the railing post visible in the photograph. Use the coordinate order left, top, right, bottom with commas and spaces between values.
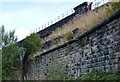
51, 20, 52, 25
44, 24, 46, 28
39, 27, 40, 31
42, 25, 43, 30
48, 22, 49, 27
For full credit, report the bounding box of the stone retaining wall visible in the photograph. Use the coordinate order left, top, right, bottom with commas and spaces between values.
25, 11, 120, 80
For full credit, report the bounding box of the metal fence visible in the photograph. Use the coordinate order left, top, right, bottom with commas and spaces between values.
30, 0, 112, 34
30, 8, 74, 34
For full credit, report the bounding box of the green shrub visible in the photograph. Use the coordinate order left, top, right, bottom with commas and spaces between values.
99, 73, 120, 80
2, 44, 22, 80
1, 26, 22, 80
23, 33, 43, 57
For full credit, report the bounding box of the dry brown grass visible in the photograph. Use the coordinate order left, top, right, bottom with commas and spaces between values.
46, 4, 110, 42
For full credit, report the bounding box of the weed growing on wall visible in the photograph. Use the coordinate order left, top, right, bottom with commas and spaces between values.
45, 59, 68, 80
46, 64, 120, 80
63, 32, 74, 42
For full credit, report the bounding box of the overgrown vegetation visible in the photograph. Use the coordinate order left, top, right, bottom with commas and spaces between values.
46, 3, 108, 41
2, 27, 43, 80
46, 64, 120, 81
40, 2, 120, 52
1, 1, 120, 80
78, 68, 120, 80
28, 2, 120, 57
23, 33, 43, 59
2, 26, 22, 80
107, 1, 120, 16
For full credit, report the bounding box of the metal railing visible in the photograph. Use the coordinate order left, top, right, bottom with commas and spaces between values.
30, 0, 112, 34
30, 8, 74, 34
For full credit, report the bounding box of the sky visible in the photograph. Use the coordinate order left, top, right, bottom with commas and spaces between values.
0, 0, 95, 41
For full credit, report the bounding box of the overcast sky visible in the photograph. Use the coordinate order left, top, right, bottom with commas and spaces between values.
0, 0, 95, 41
